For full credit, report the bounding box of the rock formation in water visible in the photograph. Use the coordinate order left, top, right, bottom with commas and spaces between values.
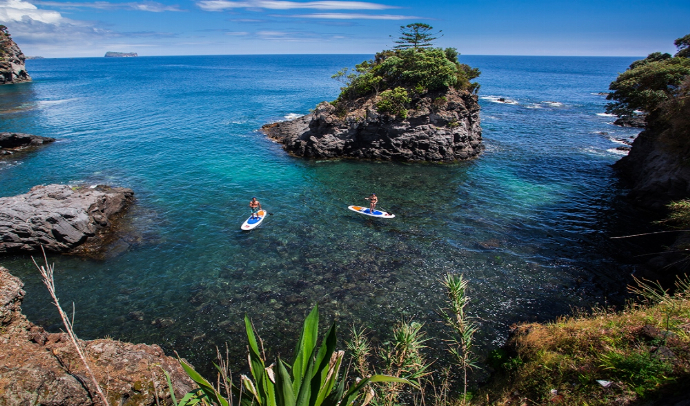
262, 47, 482, 162
0, 25, 31, 85
0, 266, 195, 405
262, 88, 482, 161
0, 132, 55, 156
0, 184, 134, 255
105, 51, 138, 57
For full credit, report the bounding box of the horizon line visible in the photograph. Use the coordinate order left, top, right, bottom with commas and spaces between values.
25, 53, 646, 59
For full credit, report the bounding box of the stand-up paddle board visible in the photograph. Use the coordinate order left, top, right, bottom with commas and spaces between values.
348, 205, 395, 218
241, 210, 266, 230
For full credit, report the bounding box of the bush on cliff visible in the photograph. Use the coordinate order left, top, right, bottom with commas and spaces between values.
607, 34, 690, 118
376, 87, 411, 118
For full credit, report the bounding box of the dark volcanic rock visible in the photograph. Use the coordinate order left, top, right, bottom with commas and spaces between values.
613, 118, 690, 210
614, 114, 646, 128
0, 26, 31, 85
262, 88, 482, 162
0, 266, 195, 406
0, 184, 134, 255
0, 132, 55, 155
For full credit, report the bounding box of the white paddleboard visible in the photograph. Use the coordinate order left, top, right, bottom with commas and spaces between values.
241, 210, 266, 230
348, 205, 395, 218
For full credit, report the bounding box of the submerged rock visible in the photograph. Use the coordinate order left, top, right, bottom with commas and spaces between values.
0, 184, 134, 255
0, 26, 31, 85
262, 88, 482, 162
0, 266, 195, 406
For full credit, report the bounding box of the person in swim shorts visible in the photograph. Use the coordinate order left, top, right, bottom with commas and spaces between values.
365, 193, 378, 213
249, 197, 262, 219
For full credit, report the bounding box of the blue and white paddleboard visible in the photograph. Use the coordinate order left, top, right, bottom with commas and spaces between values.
348, 205, 395, 218
241, 210, 266, 230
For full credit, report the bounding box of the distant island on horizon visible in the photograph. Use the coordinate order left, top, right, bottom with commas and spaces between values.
105, 51, 138, 57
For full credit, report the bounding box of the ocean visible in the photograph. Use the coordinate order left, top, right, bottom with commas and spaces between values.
0, 54, 643, 373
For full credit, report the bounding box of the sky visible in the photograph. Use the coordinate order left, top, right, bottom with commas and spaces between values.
1, 0, 689, 57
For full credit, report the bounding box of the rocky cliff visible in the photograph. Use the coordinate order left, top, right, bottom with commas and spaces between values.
0, 25, 31, 85
0, 184, 134, 255
262, 88, 482, 162
0, 266, 195, 405
613, 110, 690, 211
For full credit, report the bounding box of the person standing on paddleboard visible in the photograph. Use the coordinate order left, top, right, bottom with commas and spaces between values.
365, 193, 378, 214
249, 197, 262, 219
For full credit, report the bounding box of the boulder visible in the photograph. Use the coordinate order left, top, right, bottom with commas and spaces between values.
0, 266, 195, 405
262, 88, 482, 162
0, 184, 134, 255
0, 26, 31, 85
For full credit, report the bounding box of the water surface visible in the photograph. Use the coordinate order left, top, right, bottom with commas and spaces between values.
0, 55, 642, 373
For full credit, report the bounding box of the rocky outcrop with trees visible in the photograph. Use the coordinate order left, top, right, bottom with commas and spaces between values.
0, 266, 195, 405
0, 25, 31, 85
0, 184, 134, 255
262, 24, 482, 162
609, 34, 690, 210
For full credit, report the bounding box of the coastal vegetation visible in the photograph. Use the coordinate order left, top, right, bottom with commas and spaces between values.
606, 34, 690, 120
472, 276, 690, 405
330, 24, 480, 117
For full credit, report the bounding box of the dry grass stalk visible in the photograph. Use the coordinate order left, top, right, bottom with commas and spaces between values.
32, 246, 110, 406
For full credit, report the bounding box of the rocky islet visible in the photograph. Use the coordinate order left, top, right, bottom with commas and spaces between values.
263, 88, 482, 162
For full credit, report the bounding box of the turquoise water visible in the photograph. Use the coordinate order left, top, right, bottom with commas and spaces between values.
0, 55, 643, 373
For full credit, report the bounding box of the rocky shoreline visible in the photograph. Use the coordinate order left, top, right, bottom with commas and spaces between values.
262, 88, 482, 162
0, 266, 194, 405
0, 184, 134, 256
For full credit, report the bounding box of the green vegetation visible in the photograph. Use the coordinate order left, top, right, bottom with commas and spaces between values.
376, 87, 411, 119
473, 276, 690, 405
606, 33, 690, 118
330, 24, 480, 118
168, 306, 409, 406
440, 274, 479, 403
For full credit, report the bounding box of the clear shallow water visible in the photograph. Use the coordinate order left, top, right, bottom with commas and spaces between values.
0, 55, 642, 374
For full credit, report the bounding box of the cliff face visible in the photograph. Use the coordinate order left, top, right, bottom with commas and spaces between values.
613, 111, 690, 211
0, 266, 195, 405
262, 88, 482, 162
0, 25, 31, 85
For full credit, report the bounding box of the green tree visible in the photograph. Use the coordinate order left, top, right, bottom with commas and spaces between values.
607, 34, 690, 117
676, 33, 690, 58
393, 23, 441, 50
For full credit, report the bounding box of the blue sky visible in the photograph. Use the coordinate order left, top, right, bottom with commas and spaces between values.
1, 0, 689, 57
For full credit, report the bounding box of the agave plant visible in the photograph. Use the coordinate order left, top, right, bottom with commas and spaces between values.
168, 305, 408, 406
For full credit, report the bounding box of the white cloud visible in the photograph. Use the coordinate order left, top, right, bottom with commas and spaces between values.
0, 0, 63, 23
285, 12, 418, 19
35, 1, 183, 12
197, 0, 395, 12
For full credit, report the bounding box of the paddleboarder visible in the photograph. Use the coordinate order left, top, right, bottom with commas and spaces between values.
364, 193, 378, 214
249, 197, 262, 219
